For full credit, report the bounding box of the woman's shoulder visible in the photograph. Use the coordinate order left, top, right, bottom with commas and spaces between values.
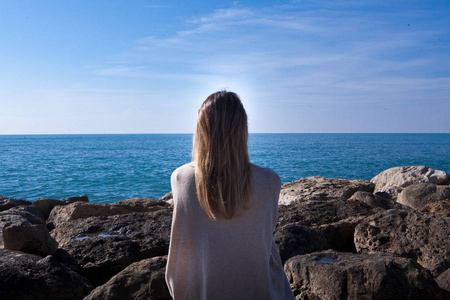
171, 162, 195, 181
250, 164, 281, 185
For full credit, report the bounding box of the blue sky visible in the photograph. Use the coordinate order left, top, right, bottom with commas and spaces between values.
1, 0, 449, 134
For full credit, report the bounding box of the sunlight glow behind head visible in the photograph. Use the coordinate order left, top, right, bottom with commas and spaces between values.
0, 0, 449, 134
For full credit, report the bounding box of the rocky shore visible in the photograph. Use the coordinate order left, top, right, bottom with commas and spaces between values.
1, 165, 449, 299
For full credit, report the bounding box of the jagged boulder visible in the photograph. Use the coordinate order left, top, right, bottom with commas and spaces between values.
277, 199, 380, 227
436, 268, 450, 294
354, 209, 450, 276
284, 250, 446, 300
48, 198, 168, 228
397, 183, 450, 209
279, 176, 374, 205
275, 200, 381, 262
274, 224, 326, 263
371, 166, 450, 199
32, 198, 68, 220
0, 249, 93, 300
0, 196, 31, 211
84, 256, 170, 300
418, 198, 450, 217
0, 209, 57, 256
349, 191, 403, 209
51, 209, 172, 285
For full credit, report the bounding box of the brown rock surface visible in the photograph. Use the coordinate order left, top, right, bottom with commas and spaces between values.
354, 209, 450, 276
418, 198, 450, 217
51, 209, 172, 285
0, 209, 57, 256
0, 196, 31, 211
274, 224, 326, 263
84, 256, 171, 300
3, 222, 58, 256
284, 250, 444, 300
349, 191, 403, 209
275, 199, 381, 262
279, 176, 374, 205
397, 183, 450, 209
0, 249, 93, 300
48, 198, 168, 228
277, 199, 380, 227
371, 166, 450, 199
436, 268, 450, 293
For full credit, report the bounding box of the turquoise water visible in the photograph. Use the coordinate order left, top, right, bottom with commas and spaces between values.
1, 134, 449, 203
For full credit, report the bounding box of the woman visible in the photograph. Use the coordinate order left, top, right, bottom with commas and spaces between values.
165, 91, 294, 300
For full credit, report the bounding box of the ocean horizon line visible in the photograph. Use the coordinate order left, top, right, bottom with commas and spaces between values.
1, 132, 449, 136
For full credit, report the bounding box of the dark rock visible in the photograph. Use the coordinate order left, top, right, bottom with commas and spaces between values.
60, 195, 90, 204
48, 198, 168, 228
274, 224, 326, 263
397, 183, 450, 209
51, 209, 172, 285
275, 200, 381, 262
284, 250, 444, 300
1, 209, 57, 256
3, 222, 58, 256
0, 249, 93, 300
436, 268, 450, 293
277, 199, 380, 227
32, 198, 66, 220
84, 256, 171, 300
159, 192, 173, 201
371, 166, 450, 199
279, 176, 374, 205
316, 216, 363, 253
354, 209, 450, 277
0, 196, 32, 211
350, 191, 403, 209
417, 199, 450, 217
0, 207, 45, 226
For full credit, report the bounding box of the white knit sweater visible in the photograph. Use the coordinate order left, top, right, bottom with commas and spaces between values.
165, 163, 294, 300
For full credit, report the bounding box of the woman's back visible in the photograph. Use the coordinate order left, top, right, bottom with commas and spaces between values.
165, 162, 294, 300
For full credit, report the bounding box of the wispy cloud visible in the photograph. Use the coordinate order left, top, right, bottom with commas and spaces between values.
91, 1, 450, 109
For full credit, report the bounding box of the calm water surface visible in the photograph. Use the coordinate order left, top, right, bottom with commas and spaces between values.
0, 134, 448, 203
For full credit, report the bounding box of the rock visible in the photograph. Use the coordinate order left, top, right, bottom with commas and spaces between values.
0, 209, 57, 256
160, 192, 173, 206
371, 166, 450, 199
0, 207, 45, 226
3, 222, 58, 256
0, 249, 93, 300
354, 209, 450, 276
277, 199, 380, 227
397, 183, 450, 209
350, 191, 403, 209
117, 197, 168, 212
284, 250, 444, 300
275, 200, 381, 262
32, 198, 66, 220
48, 198, 168, 228
274, 224, 326, 263
159, 192, 173, 201
275, 217, 368, 263
84, 256, 171, 300
279, 176, 375, 205
60, 195, 90, 204
51, 209, 172, 285
418, 199, 450, 217
316, 216, 365, 253
436, 268, 450, 293
0, 196, 31, 211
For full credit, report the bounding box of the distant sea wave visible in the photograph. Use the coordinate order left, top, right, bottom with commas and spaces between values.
1, 133, 449, 203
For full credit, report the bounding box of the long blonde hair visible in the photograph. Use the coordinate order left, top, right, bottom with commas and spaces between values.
192, 91, 253, 220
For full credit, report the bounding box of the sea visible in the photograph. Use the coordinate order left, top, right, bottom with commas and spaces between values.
1, 134, 449, 203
